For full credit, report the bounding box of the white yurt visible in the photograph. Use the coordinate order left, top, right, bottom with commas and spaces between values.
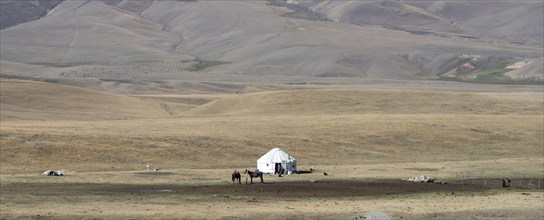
257, 148, 297, 174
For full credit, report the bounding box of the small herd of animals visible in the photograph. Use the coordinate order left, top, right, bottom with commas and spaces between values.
232, 169, 325, 184
231, 170, 263, 184
43, 167, 324, 185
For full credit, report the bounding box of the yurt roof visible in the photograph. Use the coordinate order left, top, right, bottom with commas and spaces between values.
257, 148, 296, 163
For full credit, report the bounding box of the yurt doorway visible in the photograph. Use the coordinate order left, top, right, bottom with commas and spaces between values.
274, 163, 283, 174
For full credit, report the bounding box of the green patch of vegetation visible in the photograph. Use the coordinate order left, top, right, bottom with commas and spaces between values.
281, 12, 321, 21
437, 57, 541, 85
437, 58, 473, 75
190, 59, 230, 71
461, 68, 512, 82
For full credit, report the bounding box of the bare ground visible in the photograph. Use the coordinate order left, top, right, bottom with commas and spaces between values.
3, 179, 490, 198
1, 175, 542, 220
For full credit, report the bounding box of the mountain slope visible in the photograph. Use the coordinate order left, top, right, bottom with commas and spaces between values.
0, 0, 195, 66
0, 0, 63, 30
300, 0, 459, 33
292, 0, 544, 46
408, 0, 544, 46
0, 0, 542, 83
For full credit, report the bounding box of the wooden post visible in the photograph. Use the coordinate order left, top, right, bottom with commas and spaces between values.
512, 175, 515, 187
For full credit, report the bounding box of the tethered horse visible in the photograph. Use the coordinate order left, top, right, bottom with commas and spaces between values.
244, 169, 263, 184
232, 170, 241, 184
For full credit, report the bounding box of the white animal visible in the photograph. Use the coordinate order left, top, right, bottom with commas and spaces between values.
146, 164, 159, 171
407, 175, 435, 183
42, 170, 64, 176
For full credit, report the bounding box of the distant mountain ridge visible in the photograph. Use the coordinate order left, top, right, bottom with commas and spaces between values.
5, 0, 542, 47
0, 0, 542, 84
0, 0, 63, 30
287, 0, 544, 46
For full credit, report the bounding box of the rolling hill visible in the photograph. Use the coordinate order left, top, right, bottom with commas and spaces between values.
0, 84, 542, 173
3, 78, 541, 122
0, 79, 176, 121
188, 89, 543, 116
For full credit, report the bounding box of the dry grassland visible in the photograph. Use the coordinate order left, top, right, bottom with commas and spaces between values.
0, 79, 173, 121
1, 114, 543, 174
0, 79, 543, 219
1, 168, 543, 220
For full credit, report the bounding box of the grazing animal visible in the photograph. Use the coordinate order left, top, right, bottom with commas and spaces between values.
42, 170, 63, 176
244, 169, 263, 184
146, 164, 159, 171
323, 172, 328, 176
232, 170, 241, 184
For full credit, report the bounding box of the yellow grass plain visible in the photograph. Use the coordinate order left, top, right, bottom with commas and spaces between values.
1, 78, 543, 219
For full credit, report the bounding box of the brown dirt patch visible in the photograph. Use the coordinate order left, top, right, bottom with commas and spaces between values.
168, 180, 490, 197
16, 179, 492, 198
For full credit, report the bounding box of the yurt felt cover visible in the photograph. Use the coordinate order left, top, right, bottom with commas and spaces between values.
256, 148, 297, 174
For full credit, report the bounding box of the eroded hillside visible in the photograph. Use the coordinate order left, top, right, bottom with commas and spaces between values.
0, 0, 542, 84
0, 0, 63, 30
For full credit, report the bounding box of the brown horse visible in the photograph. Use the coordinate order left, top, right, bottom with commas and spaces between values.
244, 169, 263, 184
232, 170, 241, 184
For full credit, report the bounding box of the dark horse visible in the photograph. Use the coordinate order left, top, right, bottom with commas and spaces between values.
244, 169, 263, 184
232, 170, 241, 184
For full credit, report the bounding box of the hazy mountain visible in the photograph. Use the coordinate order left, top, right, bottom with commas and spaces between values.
0, 0, 542, 84
0, 0, 63, 30
289, 0, 543, 46
406, 0, 544, 46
